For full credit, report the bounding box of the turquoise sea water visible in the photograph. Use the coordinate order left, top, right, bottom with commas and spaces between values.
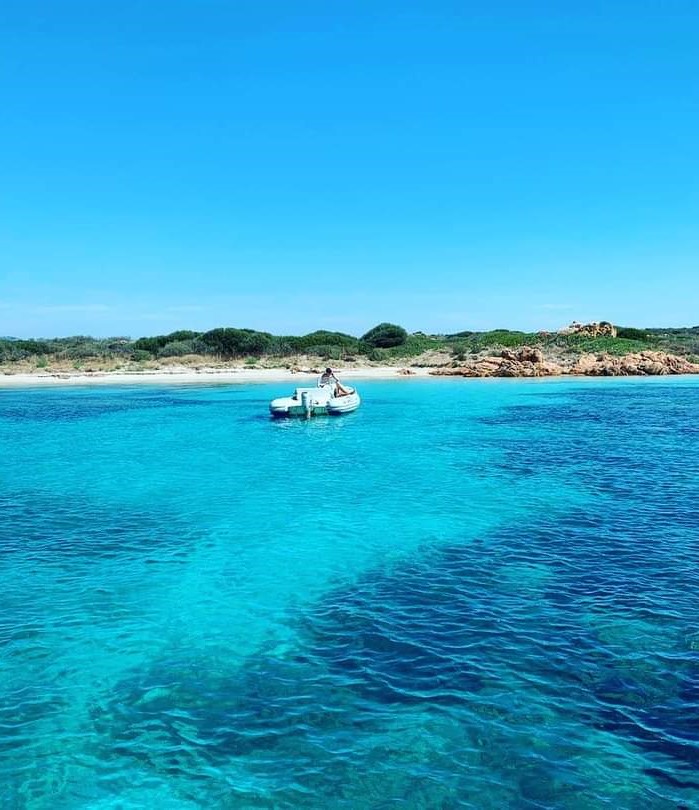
1, 377, 698, 809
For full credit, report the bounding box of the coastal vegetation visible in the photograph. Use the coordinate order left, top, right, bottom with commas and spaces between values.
1, 323, 698, 372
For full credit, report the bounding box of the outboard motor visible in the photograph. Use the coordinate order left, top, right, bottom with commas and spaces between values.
301, 390, 312, 418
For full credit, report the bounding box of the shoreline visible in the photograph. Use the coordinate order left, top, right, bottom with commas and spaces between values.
0, 366, 434, 388
1, 363, 698, 388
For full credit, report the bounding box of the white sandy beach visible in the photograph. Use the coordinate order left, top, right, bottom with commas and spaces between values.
0, 366, 434, 388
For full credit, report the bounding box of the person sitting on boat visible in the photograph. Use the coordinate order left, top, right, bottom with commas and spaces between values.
320, 367, 351, 397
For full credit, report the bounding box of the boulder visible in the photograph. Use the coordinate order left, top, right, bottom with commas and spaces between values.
500, 346, 543, 364
517, 346, 544, 364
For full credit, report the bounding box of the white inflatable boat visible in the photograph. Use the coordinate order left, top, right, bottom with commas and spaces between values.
269, 379, 361, 418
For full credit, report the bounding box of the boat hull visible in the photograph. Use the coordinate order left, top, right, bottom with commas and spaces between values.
327, 392, 361, 414
269, 386, 360, 418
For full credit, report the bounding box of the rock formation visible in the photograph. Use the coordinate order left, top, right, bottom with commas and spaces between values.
429, 349, 699, 378
430, 346, 561, 378
569, 351, 699, 376
558, 321, 618, 338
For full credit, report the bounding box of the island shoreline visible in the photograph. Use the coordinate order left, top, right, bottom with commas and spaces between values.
1, 362, 698, 388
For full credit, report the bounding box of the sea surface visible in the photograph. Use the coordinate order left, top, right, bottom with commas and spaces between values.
1, 377, 698, 809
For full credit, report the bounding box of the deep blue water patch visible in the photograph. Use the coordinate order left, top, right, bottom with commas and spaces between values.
0, 489, 198, 560
89, 499, 699, 807
0, 387, 216, 424
301, 509, 699, 789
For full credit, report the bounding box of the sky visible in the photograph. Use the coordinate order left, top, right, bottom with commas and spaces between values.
1, 0, 698, 338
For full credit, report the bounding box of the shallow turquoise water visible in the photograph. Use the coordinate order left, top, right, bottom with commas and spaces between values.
1, 377, 698, 809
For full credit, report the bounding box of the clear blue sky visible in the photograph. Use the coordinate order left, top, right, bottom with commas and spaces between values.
2, 0, 697, 338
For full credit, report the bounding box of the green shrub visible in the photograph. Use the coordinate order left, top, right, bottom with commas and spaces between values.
133, 330, 202, 355
103, 339, 133, 355
16, 340, 54, 355
166, 330, 201, 342
132, 336, 164, 354
361, 323, 408, 348
305, 344, 343, 360
159, 340, 198, 357
65, 343, 106, 359
383, 333, 442, 357
201, 328, 272, 357
0, 341, 23, 362
667, 339, 699, 356
268, 336, 303, 355
560, 335, 655, 355
295, 331, 359, 352
616, 326, 652, 341
472, 330, 539, 348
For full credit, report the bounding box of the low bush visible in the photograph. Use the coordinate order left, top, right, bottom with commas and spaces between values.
159, 340, 199, 357
559, 335, 655, 355
383, 334, 443, 357
304, 344, 343, 361
471, 330, 540, 349
616, 326, 652, 341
